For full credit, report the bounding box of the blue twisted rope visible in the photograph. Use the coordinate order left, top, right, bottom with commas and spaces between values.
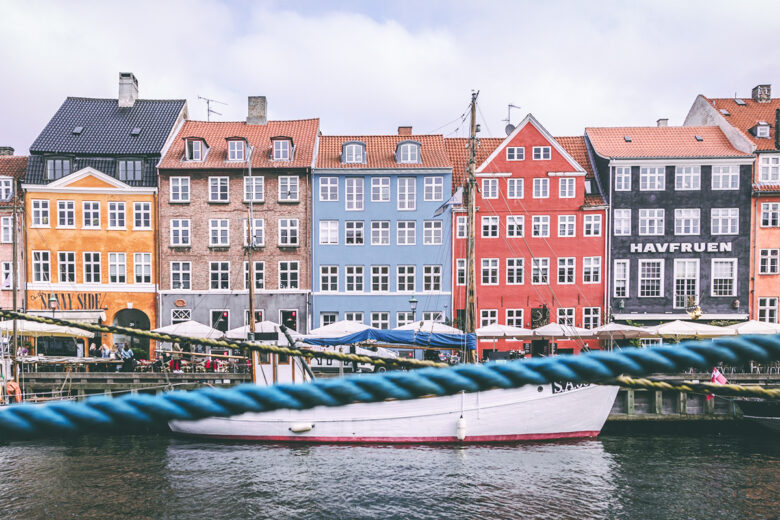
2, 334, 778, 440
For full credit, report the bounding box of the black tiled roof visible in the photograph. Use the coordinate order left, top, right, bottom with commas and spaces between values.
30, 97, 186, 155
24, 155, 158, 187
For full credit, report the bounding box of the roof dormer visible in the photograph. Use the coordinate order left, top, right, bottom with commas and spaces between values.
754, 121, 771, 139
341, 141, 366, 164
271, 136, 293, 161
183, 137, 208, 161
395, 140, 421, 164
226, 136, 248, 161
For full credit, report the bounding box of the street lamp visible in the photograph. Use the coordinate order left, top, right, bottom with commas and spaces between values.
48, 294, 58, 318
408, 295, 418, 322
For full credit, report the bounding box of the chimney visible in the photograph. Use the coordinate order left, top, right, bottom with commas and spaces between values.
656, 118, 668, 127
247, 96, 267, 125
0, 146, 14, 156
398, 126, 412, 136
752, 84, 771, 103
118, 72, 139, 108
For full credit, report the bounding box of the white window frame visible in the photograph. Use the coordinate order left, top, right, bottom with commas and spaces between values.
243, 261, 265, 290
584, 214, 602, 237
170, 219, 191, 246
397, 265, 415, 292
758, 297, 778, 323
711, 208, 739, 235
371, 312, 390, 330
759, 249, 780, 275
345, 177, 364, 211
82, 201, 100, 229
712, 165, 739, 190
278, 219, 299, 246
107, 202, 126, 230
134, 252, 152, 284
613, 208, 631, 236
244, 176, 265, 202
533, 178, 549, 198
481, 216, 499, 238
507, 178, 523, 199
423, 265, 442, 292
423, 220, 443, 245
0, 217, 10, 244
456, 258, 466, 286
532, 215, 550, 237
481, 258, 499, 286
343, 143, 364, 163
424, 176, 444, 201
531, 257, 549, 285
674, 208, 700, 236
320, 176, 338, 202
279, 176, 299, 202
711, 258, 737, 297
583, 307, 601, 329
133, 202, 152, 230
57, 200, 75, 229
209, 261, 230, 290
320, 265, 339, 292
398, 177, 416, 211
639, 166, 665, 191
673, 258, 699, 309
506, 258, 524, 285
615, 166, 631, 191
761, 203, 780, 227
278, 261, 299, 289
559, 178, 575, 198
371, 221, 390, 245
228, 140, 245, 161
398, 143, 420, 163
345, 220, 364, 246
674, 165, 701, 191
532, 146, 551, 160
557, 307, 575, 326
638, 208, 665, 236
371, 177, 390, 202
170, 261, 191, 290
613, 259, 629, 298
371, 265, 390, 292
397, 221, 416, 245
209, 219, 230, 247
638, 259, 664, 298
170, 177, 190, 202
480, 309, 498, 327
506, 309, 524, 327
32, 250, 51, 282
456, 216, 467, 239
506, 147, 525, 161
57, 251, 75, 283
243, 218, 265, 247
273, 140, 291, 161
208, 176, 229, 202
759, 155, 780, 183
482, 178, 498, 199
557, 215, 576, 237
319, 220, 339, 245
558, 257, 575, 285
83, 252, 101, 284
506, 215, 524, 238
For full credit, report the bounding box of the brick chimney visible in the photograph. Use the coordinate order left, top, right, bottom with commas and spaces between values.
118, 72, 139, 108
0, 146, 14, 156
247, 96, 267, 125
656, 118, 668, 127
752, 84, 771, 103
398, 126, 412, 136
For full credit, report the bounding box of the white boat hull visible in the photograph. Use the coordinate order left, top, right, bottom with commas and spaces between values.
169, 383, 619, 443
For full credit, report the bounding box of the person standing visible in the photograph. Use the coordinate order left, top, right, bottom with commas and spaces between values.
121, 344, 135, 372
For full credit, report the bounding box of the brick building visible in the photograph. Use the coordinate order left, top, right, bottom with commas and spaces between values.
0, 148, 26, 311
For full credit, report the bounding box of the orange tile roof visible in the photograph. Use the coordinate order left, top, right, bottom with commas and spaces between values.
317, 135, 451, 170
159, 119, 319, 170
0, 156, 28, 178
555, 136, 594, 177
583, 194, 607, 207
445, 137, 502, 188
754, 183, 780, 193
705, 96, 780, 152
585, 126, 751, 159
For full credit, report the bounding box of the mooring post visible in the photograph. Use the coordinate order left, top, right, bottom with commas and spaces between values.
678, 391, 687, 415
626, 389, 635, 415
654, 390, 663, 415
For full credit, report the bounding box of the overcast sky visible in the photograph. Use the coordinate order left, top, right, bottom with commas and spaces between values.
1, 0, 779, 154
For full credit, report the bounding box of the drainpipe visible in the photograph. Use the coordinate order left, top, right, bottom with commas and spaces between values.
753, 181, 760, 321
775, 109, 779, 150
606, 162, 613, 321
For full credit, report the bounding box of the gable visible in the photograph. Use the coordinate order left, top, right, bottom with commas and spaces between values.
67, 175, 122, 189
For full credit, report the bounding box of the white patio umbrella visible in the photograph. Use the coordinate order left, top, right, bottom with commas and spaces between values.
151, 320, 223, 339
225, 320, 286, 339
591, 322, 655, 350
308, 320, 372, 338
724, 320, 780, 335
646, 320, 736, 339
475, 323, 534, 339
532, 322, 593, 339
0, 319, 95, 338
394, 320, 463, 334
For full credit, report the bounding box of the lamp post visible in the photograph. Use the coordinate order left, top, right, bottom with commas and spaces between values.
408, 295, 418, 322
48, 294, 58, 318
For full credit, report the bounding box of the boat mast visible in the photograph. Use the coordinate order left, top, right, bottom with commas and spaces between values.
464, 91, 479, 363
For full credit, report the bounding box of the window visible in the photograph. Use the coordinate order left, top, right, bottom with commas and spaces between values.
211, 310, 230, 332
675, 165, 701, 190
209, 177, 229, 202
482, 178, 498, 199
346, 177, 364, 210
244, 218, 264, 247
424, 177, 444, 201
171, 261, 191, 290
756, 124, 770, 138
558, 215, 576, 237
278, 219, 299, 246
533, 178, 549, 198
456, 258, 466, 286
758, 297, 778, 323
321, 313, 338, 327
615, 166, 631, 191
673, 259, 699, 309
209, 219, 229, 247
397, 221, 416, 245
170, 177, 190, 202
507, 178, 523, 199
759, 249, 779, 274
82, 201, 100, 229
320, 177, 338, 201
46, 158, 71, 180
371, 312, 390, 329
480, 309, 498, 327
398, 177, 416, 210
133, 202, 151, 229
584, 214, 602, 236
170, 219, 190, 246
532, 146, 551, 160
171, 308, 191, 324
674, 208, 700, 235
58, 252, 75, 283
343, 143, 364, 163
134, 253, 152, 283
209, 262, 230, 289
507, 147, 524, 161
583, 308, 601, 329
456, 216, 467, 238
531, 258, 549, 284
423, 265, 442, 291
186, 140, 203, 161
32, 200, 49, 227
243, 261, 265, 290
613, 209, 631, 236
711, 259, 737, 296
557, 308, 574, 326
273, 140, 291, 161
279, 261, 299, 289
228, 140, 245, 161
57, 201, 74, 228
614, 260, 629, 298
108, 202, 125, 229
639, 166, 665, 191
638, 209, 664, 236
32, 251, 50, 282
481, 258, 499, 285
371, 221, 390, 245
83, 252, 101, 283
759, 155, 780, 182
559, 178, 575, 198
279, 176, 299, 202
423, 220, 442, 245
108, 253, 126, 283
711, 208, 739, 235
397, 142, 420, 163
558, 257, 575, 284
761, 203, 780, 227
506, 309, 524, 327
244, 176, 264, 202
482, 216, 499, 238
320, 266, 338, 292
319, 220, 338, 245
397, 311, 414, 327
2, 261, 15, 288
397, 265, 415, 292
712, 165, 739, 190
345, 312, 364, 323
371, 177, 390, 202
345, 221, 364, 245
639, 260, 663, 297
118, 159, 142, 181
371, 265, 389, 292
244, 309, 264, 326
0, 217, 10, 243
532, 215, 549, 237
506, 215, 524, 237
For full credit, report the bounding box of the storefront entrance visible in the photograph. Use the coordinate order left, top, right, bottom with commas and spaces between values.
112, 309, 150, 358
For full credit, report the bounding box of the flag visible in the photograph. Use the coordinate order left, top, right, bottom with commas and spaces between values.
433, 186, 463, 217
707, 367, 727, 401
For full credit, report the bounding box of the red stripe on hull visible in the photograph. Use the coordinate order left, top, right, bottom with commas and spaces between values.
177, 430, 602, 443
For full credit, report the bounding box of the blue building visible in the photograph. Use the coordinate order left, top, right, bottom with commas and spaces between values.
312, 129, 453, 334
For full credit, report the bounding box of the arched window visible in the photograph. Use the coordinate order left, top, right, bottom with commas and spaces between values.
343, 142, 365, 163
396, 141, 421, 164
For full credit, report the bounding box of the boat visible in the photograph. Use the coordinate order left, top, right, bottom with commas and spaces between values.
736, 399, 780, 432
169, 92, 619, 442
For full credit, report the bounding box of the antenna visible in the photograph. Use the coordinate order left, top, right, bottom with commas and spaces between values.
197, 95, 228, 122
502, 103, 521, 135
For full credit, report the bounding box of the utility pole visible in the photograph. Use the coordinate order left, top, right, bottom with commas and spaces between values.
247, 145, 257, 340
464, 91, 479, 363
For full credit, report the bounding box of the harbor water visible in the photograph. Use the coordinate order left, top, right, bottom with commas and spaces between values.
0, 433, 777, 519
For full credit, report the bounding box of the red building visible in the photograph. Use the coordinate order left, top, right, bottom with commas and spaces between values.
447, 114, 607, 356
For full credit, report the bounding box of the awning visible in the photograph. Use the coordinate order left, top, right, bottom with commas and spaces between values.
27, 310, 107, 323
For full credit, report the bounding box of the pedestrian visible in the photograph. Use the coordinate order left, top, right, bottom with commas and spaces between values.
172, 342, 183, 372
121, 344, 135, 372
89, 342, 97, 358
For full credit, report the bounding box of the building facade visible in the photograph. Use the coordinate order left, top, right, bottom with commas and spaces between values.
449, 115, 608, 356
586, 125, 754, 324
157, 97, 318, 334
685, 84, 780, 322
311, 130, 453, 332
0, 148, 26, 311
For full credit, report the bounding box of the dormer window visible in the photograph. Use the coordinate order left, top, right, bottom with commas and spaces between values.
227, 139, 245, 161
272, 138, 292, 161
186, 139, 204, 161
396, 141, 421, 164
343, 142, 366, 164
756, 122, 771, 138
